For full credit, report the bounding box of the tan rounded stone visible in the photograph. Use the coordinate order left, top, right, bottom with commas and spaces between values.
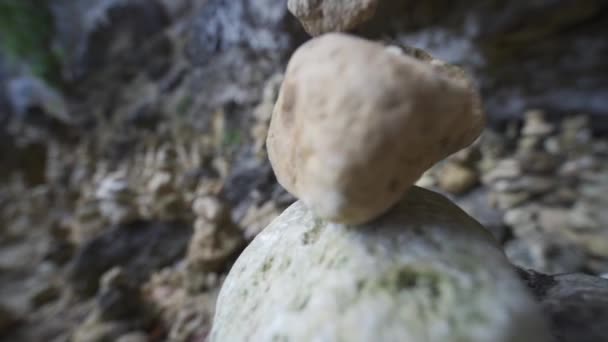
438, 162, 479, 195
267, 33, 484, 224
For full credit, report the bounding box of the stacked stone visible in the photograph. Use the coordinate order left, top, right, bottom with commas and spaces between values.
267, 33, 484, 224
405, 107, 608, 275
481, 111, 558, 211
473, 111, 608, 274
211, 2, 551, 341
502, 112, 557, 204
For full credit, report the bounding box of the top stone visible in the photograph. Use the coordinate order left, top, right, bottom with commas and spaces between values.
266, 33, 485, 224
288, 0, 379, 36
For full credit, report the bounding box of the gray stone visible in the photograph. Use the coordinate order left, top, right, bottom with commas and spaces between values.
72, 319, 130, 342
482, 158, 522, 184
96, 267, 145, 322
116, 331, 148, 342
517, 136, 543, 152
506, 236, 588, 275
29, 283, 61, 309
211, 186, 550, 342
504, 205, 537, 227
493, 191, 531, 210
6, 76, 69, 123
521, 110, 554, 137
505, 238, 546, 272
448, 188, 508, 242
0, 303, 19, 335
185, 0, 306, 117
50, 0, 170, 79
516, 151, 559, 174
493, 176, 556, 196
68, 220, 192, 296
518, 269, 608, 342
558, 155, 598, 178
540, 187, 577, 206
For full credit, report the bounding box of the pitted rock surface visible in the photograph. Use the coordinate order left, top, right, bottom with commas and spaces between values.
211, 187, 549, 342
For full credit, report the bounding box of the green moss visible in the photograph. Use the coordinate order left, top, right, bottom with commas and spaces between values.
176, 95, 193, 115
359, 266, 444, 297
0, 0, 63, 85
301, 219, 324, 245
222, 129, 242, 148
261, 256, 274, 273
272, 334, 289, 342
327, 254, 349, 269
281, 256, 292, 270
289, 291, 311, 311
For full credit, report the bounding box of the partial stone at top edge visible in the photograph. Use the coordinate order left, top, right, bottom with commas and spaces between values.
288, 0, 379, 36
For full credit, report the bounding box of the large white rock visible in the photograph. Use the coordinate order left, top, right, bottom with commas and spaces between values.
288, 0, 379, 36
267, 33, 484, 224
210, 187, 550, 342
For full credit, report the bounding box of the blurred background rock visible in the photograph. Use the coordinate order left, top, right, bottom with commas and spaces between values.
0, 0, 607, 341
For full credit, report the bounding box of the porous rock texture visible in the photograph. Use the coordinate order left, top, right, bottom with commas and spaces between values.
267, 33, 484, 224
210, 186, 550, 342
288, 0, 379, 36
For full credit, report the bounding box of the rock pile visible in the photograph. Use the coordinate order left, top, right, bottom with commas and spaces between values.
212, 9, 549, 341
486, 112, 608, 274
419, 109, 608, 274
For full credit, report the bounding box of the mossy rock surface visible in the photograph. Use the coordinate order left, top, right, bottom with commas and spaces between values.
211, 186, 551, 342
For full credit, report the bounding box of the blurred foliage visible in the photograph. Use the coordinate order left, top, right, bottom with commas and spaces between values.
177, 95, 194, 115
0, 0, 63, 85
223, 129, 242, 149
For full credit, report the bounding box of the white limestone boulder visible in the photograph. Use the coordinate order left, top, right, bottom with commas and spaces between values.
210, 187, 550, 342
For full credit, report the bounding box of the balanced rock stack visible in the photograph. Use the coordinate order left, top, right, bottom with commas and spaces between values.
212, 2, 550, 341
